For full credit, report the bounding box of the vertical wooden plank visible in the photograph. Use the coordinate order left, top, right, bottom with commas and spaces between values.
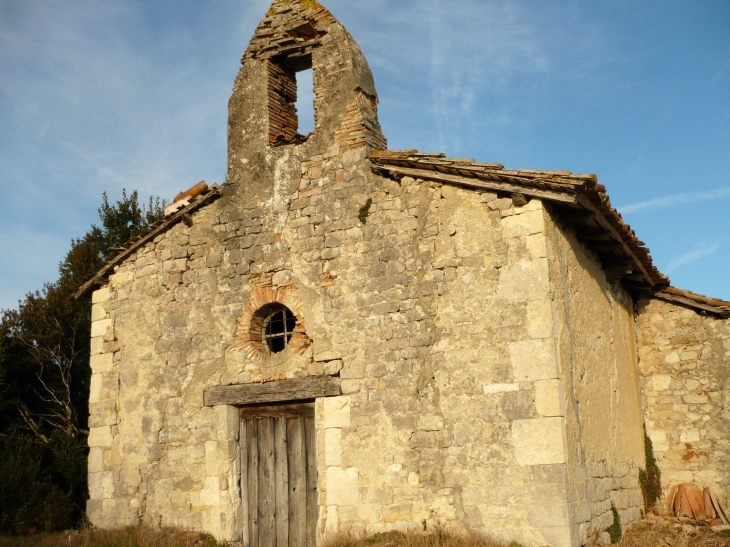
288, 417, 307, 547
240, 417, 249, 547
304, 416, 319, 547
247, 419, 259, 547
258, 418, 276, 547
274, 417, 289, 547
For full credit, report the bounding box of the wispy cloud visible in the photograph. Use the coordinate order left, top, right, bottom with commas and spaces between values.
619, 187, 730, 214
666, 243, 721, 273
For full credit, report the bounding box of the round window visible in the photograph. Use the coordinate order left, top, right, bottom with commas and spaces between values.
261, 305, 297, 354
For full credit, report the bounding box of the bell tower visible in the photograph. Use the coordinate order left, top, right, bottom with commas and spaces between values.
227, 0, 387, 194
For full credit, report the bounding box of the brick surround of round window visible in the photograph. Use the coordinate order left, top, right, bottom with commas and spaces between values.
229, 273, 309, 361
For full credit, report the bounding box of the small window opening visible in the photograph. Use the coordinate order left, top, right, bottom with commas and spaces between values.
295, 68, 315, 135
267, 53, 314, 145
261, 305, 297, 354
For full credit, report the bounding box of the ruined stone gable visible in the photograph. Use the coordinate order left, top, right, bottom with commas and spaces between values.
77, 1, 730, 546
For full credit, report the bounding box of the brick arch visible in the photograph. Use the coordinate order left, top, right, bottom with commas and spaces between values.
229, 274, 309, 361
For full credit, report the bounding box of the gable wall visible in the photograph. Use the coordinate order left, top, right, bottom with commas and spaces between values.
86, 140, 593, 545
636, 297, 730, 502
545, 211, 646, 546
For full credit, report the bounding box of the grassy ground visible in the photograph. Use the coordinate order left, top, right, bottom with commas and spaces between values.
0, 527, 218, 547
0, 524, 729, 547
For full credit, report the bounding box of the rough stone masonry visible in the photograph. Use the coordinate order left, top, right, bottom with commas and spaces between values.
78, 1, 730, 546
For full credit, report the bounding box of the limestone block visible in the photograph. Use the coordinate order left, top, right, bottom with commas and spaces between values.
341, 380, 360, 395
527, 299, 553, 339
498, 259, 550, 301
315, 350, 340, 362
526, 233, 547, 259
324, 505, 339, 535
651, 374, 672, 391
417, 415, 444, 431
90, 373, 103, 403
92, 287, 111, 304
501, 209, 545, 239
483, 383, 519, 395
90, 353, 114, 373
324, 396, 351, 428
88, 447, 105, 473
683, 392, 709, 404
343, 147, 368, 165
526, 502, 570, 527
91, 304, 109, 322
205, 441, 219, 476
199, 476, 221, 506
684, 378, 700, 391
86, 499, 103, 522
537, 525, 572, 547
510, 339, 558, 382
535, 379, 562, 417
512, 417, 565, 465
325, 429, 342, 466
324, 360, 343, 375
515, 199, 544, 213
102, 472, 115, 499
111, 270, 133, 285
326, 467, 359, 505
680, 429, 700, 443
89, 472, 103, 499
272, 270, 292, 285
487, 198, 513, 211
90, 337, 104, 356
91, 319, 113, 338
89, 426, 114, 448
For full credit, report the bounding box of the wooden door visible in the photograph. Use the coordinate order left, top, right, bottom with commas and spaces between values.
240, 404, 318, 547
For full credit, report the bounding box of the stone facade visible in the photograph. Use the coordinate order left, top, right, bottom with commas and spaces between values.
636, 297, 730, 501
82, 1, 729, 546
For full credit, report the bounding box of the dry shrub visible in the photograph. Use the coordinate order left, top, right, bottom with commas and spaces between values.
620, 523, 730, 547
0, 526, 223, 547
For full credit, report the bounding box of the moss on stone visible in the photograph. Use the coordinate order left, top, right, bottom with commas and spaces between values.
639, 426, 662, 511
358, 198, 372, 224
605, 503, 622, 544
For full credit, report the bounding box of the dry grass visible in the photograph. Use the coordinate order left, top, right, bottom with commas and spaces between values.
1, 524, 729, 547
620, 522, 730, 547
323, 529, 520, 547
0, 527, 221, 547
325, 526, 730, 547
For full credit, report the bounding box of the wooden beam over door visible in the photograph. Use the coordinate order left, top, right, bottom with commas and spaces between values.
203, 376, 342, 407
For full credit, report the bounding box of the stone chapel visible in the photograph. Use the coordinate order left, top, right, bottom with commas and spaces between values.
75, 1, 730, 546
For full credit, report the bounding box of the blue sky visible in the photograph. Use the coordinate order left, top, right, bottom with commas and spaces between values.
1, 0, 729, 310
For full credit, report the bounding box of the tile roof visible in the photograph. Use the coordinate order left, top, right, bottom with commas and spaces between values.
655, 287, 730, 318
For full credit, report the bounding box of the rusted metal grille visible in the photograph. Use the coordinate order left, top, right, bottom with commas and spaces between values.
262, 305, 297, 354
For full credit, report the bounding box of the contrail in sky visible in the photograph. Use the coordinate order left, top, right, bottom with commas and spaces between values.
619, 187, 730, 214
666, 243, 721, 272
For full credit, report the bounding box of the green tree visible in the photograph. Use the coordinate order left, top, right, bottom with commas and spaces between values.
0, 189, 164, 533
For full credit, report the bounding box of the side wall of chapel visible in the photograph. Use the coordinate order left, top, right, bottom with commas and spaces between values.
636, 297, 730, 503
545, 212, 646, 546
